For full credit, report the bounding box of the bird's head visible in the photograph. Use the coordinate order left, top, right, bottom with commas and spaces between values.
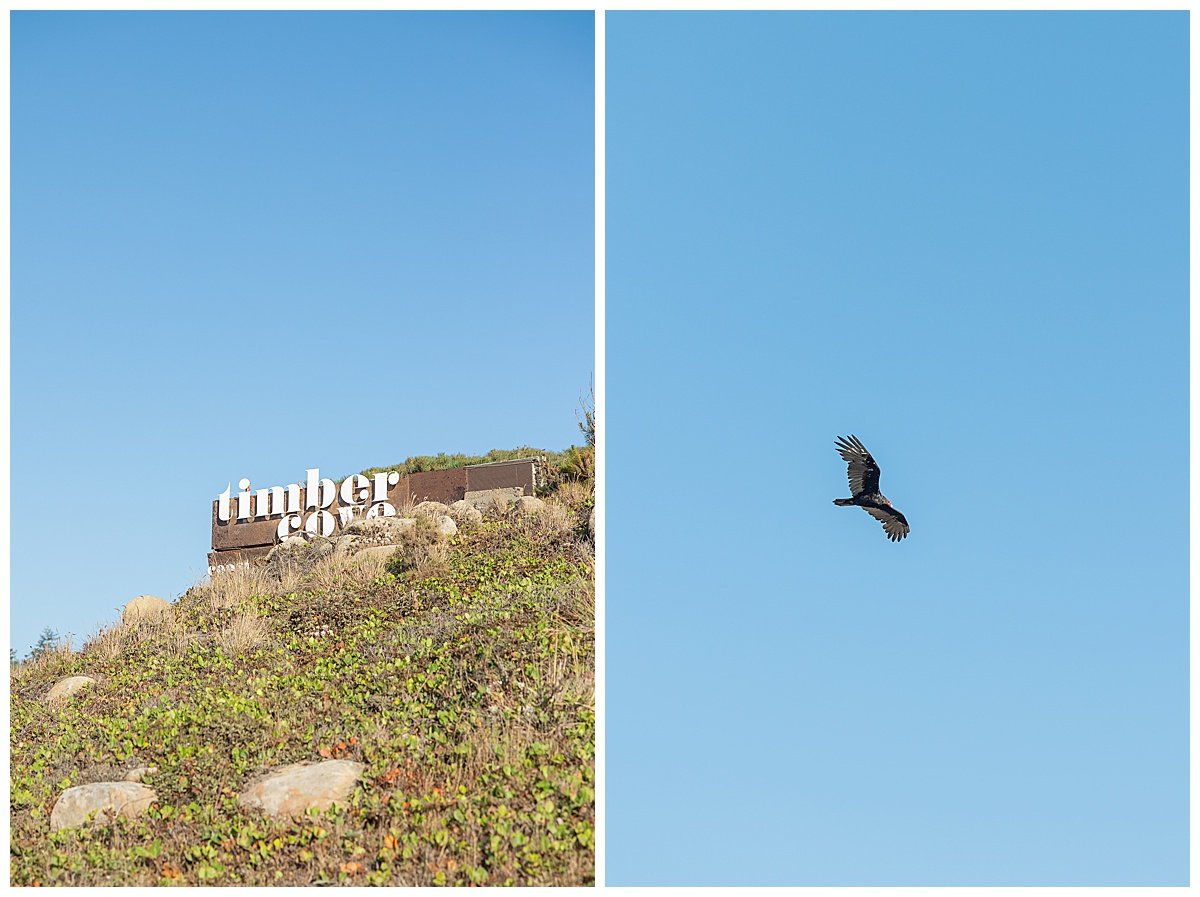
882, 497, 892, 506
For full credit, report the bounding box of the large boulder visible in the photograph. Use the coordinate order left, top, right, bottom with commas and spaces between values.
448, 501, 484, 528
263, 535, 333, 581
411, 501, 451, 519
122, 595, 173, 625
238, 760, 364, 818
46, 676, 95, 704
342, 516, 417, 545
513, 496, 546, 516
50, 782, 157, 831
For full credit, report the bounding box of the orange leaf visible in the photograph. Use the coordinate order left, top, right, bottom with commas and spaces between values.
383, 834, 398, 849
379, 767, 402, 785
339, 862, 364, 875
318, 746, 331, 758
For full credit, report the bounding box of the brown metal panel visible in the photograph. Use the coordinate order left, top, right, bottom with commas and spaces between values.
466, 459, 536, 495
207, 545, 273, 571
211, 501, 285, 550
400, 468, 469, 504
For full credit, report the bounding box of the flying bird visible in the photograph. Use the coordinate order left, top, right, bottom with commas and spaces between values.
833, 434, 910, 542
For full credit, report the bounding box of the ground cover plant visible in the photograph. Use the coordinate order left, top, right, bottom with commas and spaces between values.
10, 491, 595, 886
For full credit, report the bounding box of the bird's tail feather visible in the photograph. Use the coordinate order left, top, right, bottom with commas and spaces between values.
833, 498, 854, 506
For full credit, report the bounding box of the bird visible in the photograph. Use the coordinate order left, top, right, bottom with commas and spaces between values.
833, 434, 910, 542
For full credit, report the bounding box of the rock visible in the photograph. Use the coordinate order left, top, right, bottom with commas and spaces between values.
343, 517, 416, 544
50, 782, 157, 831
588, 506, 596, 541
448, 501, 484, 528
435, 515, 458, 537
123, 766, 158, 783
122, 595, 173, 625
463, 487, 524, 511
238, 760, 364, 818
46, 676, 95, 704
513, 496, 546, 516
263, 535, 333, 581
411, 501, 451, 519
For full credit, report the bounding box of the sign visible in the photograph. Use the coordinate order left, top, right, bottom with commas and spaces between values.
208, 458, 537, 574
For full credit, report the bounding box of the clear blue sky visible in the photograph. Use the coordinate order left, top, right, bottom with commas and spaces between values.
11, 12, 594, 655
607, 12, 1186, 886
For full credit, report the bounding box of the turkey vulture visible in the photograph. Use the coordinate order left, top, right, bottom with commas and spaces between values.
833, 434, 910, 542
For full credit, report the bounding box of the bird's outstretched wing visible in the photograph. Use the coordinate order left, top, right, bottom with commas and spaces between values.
835, 434, 881, 497
863, 505, 910, 542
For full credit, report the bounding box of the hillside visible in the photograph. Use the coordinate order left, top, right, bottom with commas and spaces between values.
10, 484, 595, 886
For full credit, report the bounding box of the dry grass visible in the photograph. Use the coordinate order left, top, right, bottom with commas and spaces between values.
11, 636, 75, 691
386, 516, 451, 576
515, 499, 577, 543
82, 625, 129, 665
393, 489, 418, 517
306, 550, 389, 593
213, 610, 270, 657
203, 565, 273, 612
551, 480, 593, 513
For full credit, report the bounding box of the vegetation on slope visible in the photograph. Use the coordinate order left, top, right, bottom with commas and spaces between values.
10, 493, 595, 886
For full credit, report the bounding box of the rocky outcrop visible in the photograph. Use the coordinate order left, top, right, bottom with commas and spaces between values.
448, 501, 484, 528
263, 535, 333, 581
411, 501, 451, 519
513, 496, 546, 516
237, 760, 364, 818
343, 517, 417, 546
46, 676, 95, 704
50, 782, 157, 831
121, 595, 173, 625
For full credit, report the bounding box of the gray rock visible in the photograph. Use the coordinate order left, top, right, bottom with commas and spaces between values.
123, 766, 158, 783
411, 501, 451, 518
588, 506, 596, 541
513, 496, 546, 516
343, 516, 416, 544
122, 595, 173, 625
46, 676, 96, 704
238, 759, 364, 818
263, 535, 333, 581
435, 515, 458, 537
463, 487, 524, 511
449, 501, 484, 528
50, 782, 157, 831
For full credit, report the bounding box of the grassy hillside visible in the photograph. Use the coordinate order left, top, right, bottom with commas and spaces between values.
10, 491, 594, 886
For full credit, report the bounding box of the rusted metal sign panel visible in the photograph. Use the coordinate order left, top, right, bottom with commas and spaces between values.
401, 468, 468, 504
465, 459, 537, 494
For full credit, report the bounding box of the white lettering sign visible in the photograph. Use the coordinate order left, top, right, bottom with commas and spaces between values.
215, 467, 402, 540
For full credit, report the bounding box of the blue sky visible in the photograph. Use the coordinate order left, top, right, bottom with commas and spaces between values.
11, 12, 594, 655
606, 12, 1187, 886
